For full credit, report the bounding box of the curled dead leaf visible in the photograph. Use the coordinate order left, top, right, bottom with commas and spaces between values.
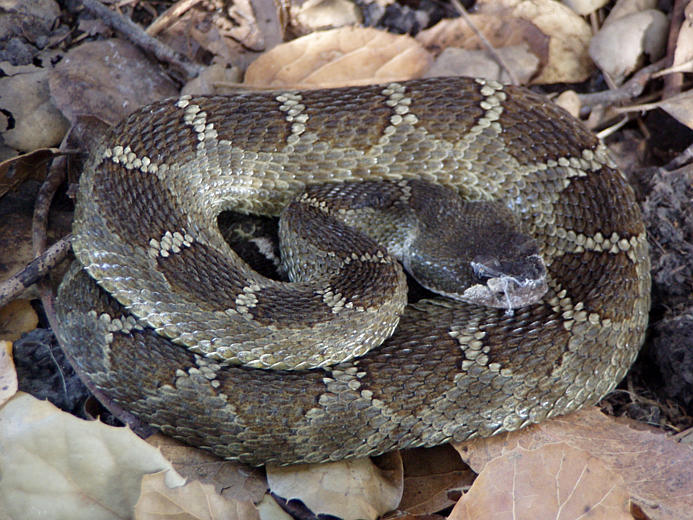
146, 433, 267, 504
454, 407, 693, 520
0, 67, 70, 151
135, 472, 260, 520
656, 91, 693, 130
398, 445, 475, 515
589, 9, 668, 84
417, 14, 550, 76
449, 443, 631, 520
244, 26, 432, 88
425, 45, 539, 84
49, 39, 178, 126
0, 148, 59, 199
0, 300, 38, 343
0, 392, 185, 520
475, 0, 593, 84
266, 451, 403, 520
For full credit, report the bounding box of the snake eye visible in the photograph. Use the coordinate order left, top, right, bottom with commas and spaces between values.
515, 238, 539, 257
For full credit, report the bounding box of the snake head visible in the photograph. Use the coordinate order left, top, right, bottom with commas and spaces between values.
406, 199, 550, 313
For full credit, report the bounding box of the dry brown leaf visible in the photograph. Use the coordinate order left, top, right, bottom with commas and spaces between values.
424, 45, 539, 84
0, 341, 17, 406
652, 90, 693, 131
151, 4, 221, 62
49, 39, 179, 126
135, 471, 260, 520
449, 443, 631, 520
0, 392, 185, 520
256, 493, 294, 520
291, 0, 363, 34
614, 90, 693, 133
146, 433, 267, 504
0, 299, 38, 342
554, 90, 581, 119
266, 451, 403, 520
416, 14, 550, 77
562, 0, 609, 15
181, 63, 244, 96
453, 407, 693, 520
155, 0, 282, 68
0, 147, 58, 199
475, 0, 593, 84
0, 0, 60, 58
244, 26, 432, 88
224, 0, 265, 51
398, 445, 475, 515
589, 9, 668, 84
0, 66, 70, 151
416, 0, 590, 84
603, 0, 659, 26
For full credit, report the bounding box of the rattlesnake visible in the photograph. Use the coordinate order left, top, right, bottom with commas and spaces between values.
56, 77, 651, 465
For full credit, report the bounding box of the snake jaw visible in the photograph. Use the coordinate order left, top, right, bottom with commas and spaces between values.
466, 254, 549, 312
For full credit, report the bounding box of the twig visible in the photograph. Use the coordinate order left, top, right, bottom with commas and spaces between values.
146, 0, 202, 36
80, 0, 202, 80
0, 146, 72, 307
665, 141, 693, 170
33, 158, 67, 258
449, 0, 520, 85
663, 0, 687, 98
577, 59, 666, 112
595, 115, 629, 141
0, 236, 72, 308
653, 58, 693, 78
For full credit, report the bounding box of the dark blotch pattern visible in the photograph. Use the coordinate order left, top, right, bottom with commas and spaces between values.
498, 87, 598, 164
154, 241, 249, 312
554, 166, 645, 238
93, 159, 188, 250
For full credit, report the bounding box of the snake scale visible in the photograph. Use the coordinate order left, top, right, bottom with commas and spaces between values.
56, 77, 651, 465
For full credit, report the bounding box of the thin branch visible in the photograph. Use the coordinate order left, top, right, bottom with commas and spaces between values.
577, 59, 667, 112
665, 141, 693, 170
595, 115, 629, 141
80, 0, 202, 80
653, 58, 693, 78
0, 235, 72, 308
33, 158, 67, 258
146, 0, 203, 36
662, 0, 687, 97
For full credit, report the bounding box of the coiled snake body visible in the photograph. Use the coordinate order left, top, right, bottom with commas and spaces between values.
56, 77, 651, 465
